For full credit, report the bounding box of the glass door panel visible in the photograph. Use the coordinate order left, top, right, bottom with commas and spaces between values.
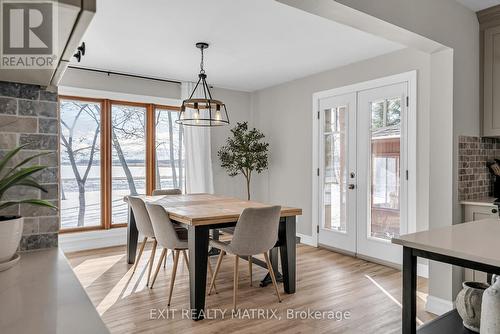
356, 82, 407, 265
318, 93, 357, 253
155, 108, 185, 191
60, 99, 102, 229
323, 106, 347, 233
370, 97, 401, 240
111, 104, 146, 225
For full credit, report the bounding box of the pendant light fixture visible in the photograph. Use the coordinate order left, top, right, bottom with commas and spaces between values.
176, 42, 230, 127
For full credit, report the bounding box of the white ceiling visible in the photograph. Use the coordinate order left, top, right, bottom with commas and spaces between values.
74, 0, 404, 92
456, 0, 500, 11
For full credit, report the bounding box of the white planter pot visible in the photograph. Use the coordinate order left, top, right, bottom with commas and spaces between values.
0, 216, 23, 263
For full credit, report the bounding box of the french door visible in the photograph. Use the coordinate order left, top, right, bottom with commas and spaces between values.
318, 81, 409, 265
318, 93, 357, 253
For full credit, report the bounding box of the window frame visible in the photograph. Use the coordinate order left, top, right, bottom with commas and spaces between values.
58, 95, 180, 233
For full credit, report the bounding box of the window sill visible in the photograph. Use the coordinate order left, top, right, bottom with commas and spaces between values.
59, 227, 128, 253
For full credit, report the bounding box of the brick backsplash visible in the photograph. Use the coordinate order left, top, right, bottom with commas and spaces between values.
458, 135, 500, 201
0, 81, 59, 250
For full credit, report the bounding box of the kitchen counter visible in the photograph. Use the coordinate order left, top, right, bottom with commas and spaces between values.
460, 197, 497, 207
0, 248, 109, 334
393, 218, 500, 270
393, 218, 500, 333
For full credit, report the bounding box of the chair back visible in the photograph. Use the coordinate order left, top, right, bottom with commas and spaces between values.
152, 188, 182, 196
230, 206, 282, 256
146, 203, 186, 250
128, 196, 155, 238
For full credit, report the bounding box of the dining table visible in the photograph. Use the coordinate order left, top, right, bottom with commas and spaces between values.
123, 193, 302, 320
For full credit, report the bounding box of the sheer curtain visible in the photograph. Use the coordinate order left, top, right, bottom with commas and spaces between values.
181, 82, 215, 194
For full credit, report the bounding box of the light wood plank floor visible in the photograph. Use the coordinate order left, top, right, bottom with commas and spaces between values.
66, 244, 435, 334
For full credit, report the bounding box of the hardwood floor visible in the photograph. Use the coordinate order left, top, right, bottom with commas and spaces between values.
66, 244, 435, 334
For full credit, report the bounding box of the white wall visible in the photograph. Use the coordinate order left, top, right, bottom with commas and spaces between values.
251, 48, 431, 236
60, 67, 181, 101
210, 87, 253, 199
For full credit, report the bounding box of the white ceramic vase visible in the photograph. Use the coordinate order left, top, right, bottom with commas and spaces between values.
0, 216, 24, 263
456, 281, 489, 332
481, 278, 500, 334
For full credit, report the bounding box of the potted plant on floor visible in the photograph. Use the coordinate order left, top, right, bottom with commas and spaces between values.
0, 145, 57, 266
218, 122, 269, 200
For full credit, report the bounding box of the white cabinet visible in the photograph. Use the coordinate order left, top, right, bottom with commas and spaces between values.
463, 203, 499, 222
461, 200, 498, 282
0, 0, 95, 89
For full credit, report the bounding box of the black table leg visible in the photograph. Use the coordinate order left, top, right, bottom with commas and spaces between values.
260, 247, 283, 287
126, 205, 138, 264
188, 225, 210, 320
403, 246, 417, 334
208, 229, 220, 256
279, 216, 296, 294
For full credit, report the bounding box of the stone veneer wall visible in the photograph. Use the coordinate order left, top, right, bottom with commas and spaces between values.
0, 81, 59, 250
458, 135, 500, 201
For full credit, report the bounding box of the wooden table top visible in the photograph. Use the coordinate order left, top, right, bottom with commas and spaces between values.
124, 193, 302, 226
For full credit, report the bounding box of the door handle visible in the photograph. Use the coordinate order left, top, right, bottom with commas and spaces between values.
348, 184, 355, 190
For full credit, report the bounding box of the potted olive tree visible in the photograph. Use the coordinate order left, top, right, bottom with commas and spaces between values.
0, 145, 57, 264
217, 122, 269, 200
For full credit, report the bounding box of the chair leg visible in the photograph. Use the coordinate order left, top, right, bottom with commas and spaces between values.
207, 259, 217, 294
248, 256, 252, 286
146, 239, 157, 287
181, 249, 189, 271
150, 248, 167, 289
264, 252, 282, 303
132, 237, 147, 274
168, 250, 180, 306
208, 250, 225, 295
233, 255, 239, 310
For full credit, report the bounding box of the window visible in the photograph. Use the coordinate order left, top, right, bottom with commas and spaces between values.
60, 99, 102, 229
111, 103, 147, 226
155, 108, 185, 191
59, 97, 182, 232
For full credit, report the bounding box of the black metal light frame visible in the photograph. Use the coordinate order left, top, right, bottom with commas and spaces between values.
176, 42, 230, 127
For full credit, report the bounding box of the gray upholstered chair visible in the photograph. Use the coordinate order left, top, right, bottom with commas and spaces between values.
128, 196, 158, 286
208, 206, 282, 309
152, 188, 182, 196
146, 203, 216, 305
151, 188, 182, 267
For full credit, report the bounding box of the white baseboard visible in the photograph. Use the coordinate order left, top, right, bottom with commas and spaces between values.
425, 295, 454, 316
417, 263, 429, 278
297, 233, 317, 247
59, 228, 128, 253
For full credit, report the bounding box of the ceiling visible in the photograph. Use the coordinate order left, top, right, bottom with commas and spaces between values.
73, 0, 404, 92
456, 0, 500, 11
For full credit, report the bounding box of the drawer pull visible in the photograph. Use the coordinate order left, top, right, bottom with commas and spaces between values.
492, 208, 498, 214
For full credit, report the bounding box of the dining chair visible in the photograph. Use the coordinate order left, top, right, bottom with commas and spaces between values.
208, 206, 282, 309
151, 188, 182, 267
128, 196, 158, 287
146, 203, 217, 306
152, 188, 182, 196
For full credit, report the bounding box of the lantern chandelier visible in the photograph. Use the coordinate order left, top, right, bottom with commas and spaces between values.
176, 42, 230, 127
